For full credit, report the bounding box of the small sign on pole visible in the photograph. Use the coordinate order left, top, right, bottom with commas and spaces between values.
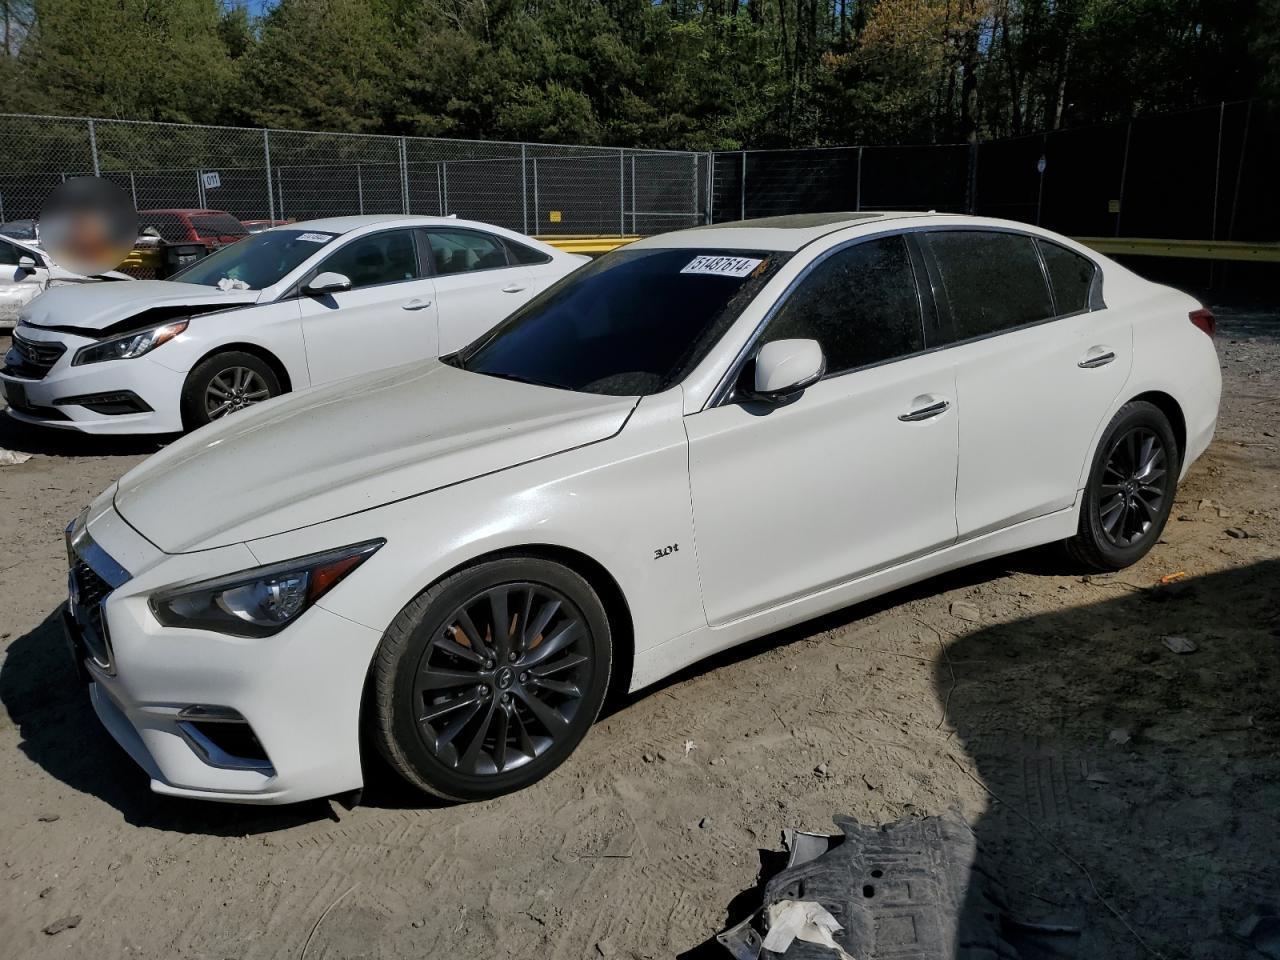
548, 210, 562, 223
202, 171, 222, 190
1108, 199, 1121, 213
1036, 155, 1047, 175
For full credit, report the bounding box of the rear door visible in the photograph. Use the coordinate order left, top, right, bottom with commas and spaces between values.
920, 229, 1132, 538
425, 227, 536, 354
295, 228, 440, 384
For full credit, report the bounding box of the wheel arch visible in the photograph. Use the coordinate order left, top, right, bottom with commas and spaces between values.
1128, 390, 1186, 462
189, 341, 294, 394
362, 542, 637, 707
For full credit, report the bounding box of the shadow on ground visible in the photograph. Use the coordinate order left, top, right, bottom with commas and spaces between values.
680, 558, 1279, 958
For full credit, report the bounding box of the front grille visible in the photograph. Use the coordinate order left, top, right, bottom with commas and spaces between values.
4, 333, 67, 380
70, 557, 114, 671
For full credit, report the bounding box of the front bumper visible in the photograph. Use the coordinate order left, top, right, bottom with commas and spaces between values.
2, 328, 186, 434
67, 503, 383, 804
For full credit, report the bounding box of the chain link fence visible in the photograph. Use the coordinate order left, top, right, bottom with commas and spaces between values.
0, 114, 711, 237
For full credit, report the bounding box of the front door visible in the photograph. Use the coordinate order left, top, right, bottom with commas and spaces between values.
685, 234, 959, 625
296, 228, 439, 384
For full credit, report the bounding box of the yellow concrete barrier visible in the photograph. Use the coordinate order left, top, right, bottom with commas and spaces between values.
1075, 236, 1280, 263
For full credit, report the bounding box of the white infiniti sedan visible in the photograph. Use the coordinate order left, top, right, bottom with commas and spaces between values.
1, 233, 133, 326
62, 212, 1220, 804
2, 215, 583, 433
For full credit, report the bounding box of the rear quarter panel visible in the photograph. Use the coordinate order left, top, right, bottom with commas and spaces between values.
1076, 263, 1220, 487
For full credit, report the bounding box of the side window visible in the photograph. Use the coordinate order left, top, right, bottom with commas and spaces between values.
763, 235, 924, 376
428, 229, 510, 276
319, 230, 420, 289
1037, 240, 1096, 316
504, 237, 553, 265
926, 231, 1054, 342
0, 239, 18, 266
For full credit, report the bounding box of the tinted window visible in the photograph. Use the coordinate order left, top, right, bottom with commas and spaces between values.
429, 229, 509, 275
505, 237, 553, 265
170, 229, 337, 289
320, 230, 419, 288
762, 236, 923, 376
190, 213, 249, 238
0, 239, 18, 266
926, 231, 1053, 341
458, 248, 787, 396
137, 213, 191, 243
1037, 240, 1095, 315
0, 220, 37, 241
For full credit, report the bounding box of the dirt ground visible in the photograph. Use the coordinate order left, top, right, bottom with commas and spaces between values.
0, 300, 1277, 960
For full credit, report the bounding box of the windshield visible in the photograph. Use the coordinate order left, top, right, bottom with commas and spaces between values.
456, 247, 788, 396
169, 229, 337, 290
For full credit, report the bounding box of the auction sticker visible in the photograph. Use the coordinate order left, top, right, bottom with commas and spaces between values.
680, 255, 763, 278
296, 232, 336, 243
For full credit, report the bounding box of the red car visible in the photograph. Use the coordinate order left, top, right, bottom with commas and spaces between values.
136, 209, 249, 249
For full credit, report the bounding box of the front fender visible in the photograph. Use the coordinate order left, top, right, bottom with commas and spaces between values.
241, 390, 705, 687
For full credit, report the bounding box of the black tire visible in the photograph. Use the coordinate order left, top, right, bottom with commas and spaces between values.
1066, 400, 1180, 572
369, 556, 613, 802
181, 351, 281, 430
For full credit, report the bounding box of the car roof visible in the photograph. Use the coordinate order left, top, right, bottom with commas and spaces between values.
629, 211, 938, 252
284, 214, 489, 235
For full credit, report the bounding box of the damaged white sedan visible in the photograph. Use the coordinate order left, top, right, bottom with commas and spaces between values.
65, 213, 1219, 805
1, 232, 132, 327
2, 215, 583, 433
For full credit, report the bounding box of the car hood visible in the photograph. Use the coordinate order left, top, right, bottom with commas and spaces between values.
20, 279, 257, 332
113, 361, 638, 553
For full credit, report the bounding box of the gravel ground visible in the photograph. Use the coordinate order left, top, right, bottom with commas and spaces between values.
0, 299, 1276, 959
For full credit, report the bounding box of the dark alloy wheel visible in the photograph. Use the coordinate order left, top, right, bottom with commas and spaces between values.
1066, 400, 1180, 571
370, 557, 612, 802
1096, 427, 1168, 548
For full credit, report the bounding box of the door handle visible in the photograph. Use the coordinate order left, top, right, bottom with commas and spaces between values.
501, 283, 527, 294
402, 298, 433, 310
898, 398, 951, 422
1078, 348, 1116, 369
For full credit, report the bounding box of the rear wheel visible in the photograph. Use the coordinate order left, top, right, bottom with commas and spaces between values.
181, 351, 281, 430
370, 557, 612, 802
1066, 401, 1179, 571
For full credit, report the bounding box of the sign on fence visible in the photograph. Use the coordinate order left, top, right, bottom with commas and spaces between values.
202, 172, 221, 190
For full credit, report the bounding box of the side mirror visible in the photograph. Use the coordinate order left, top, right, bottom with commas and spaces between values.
745, 339, 825, 402
304, 271, 352, 296
135, 227, 164, 249
17, 255, 38, 271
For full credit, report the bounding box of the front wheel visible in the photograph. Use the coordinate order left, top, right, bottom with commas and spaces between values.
181, 351, 281, 430
1066, 400, 1180, 571
369, 557, 613, 802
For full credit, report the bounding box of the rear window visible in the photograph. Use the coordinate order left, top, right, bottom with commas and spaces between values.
458, 247, 788, 396
137, 213, 190, 243
1037, 240, 1096, 316
504, 237, 553, 265
190, 214, 249, 238
925, 231, 1054, 342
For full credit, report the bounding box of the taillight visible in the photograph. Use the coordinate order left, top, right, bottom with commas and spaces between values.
1189, 307, 1216, 338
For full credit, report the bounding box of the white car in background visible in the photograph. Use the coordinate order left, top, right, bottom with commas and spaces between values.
1, 216, 584, 432
63, 212, 1219, 805
1, 232, 133, 327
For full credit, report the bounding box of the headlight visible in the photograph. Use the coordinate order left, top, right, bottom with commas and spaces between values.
73, 320, 188, 365
149, 540, 383, 638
